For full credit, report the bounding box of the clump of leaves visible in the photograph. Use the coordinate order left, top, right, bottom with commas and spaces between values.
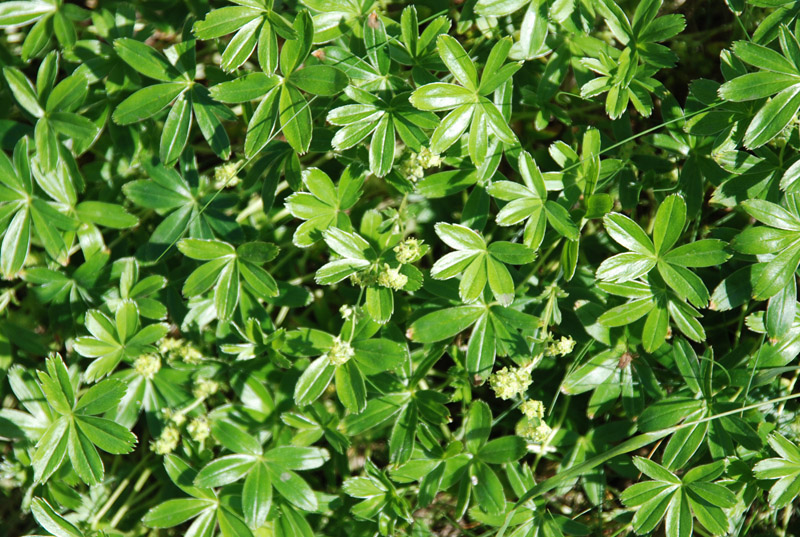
2, 1, 800, 537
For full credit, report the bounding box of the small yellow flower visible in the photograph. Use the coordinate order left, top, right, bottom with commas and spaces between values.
547, 336, 575, 357
187, 416, 210, 443
377, 264, 408, 291
520, 399, 545, 420
340, 305, 355, 320
489, 366, 532, 400
159, 338, 183, 354
394, 238, 424, 264
151, 426, 180, 455
213, 161, 240, 188
134, 354, 161, 380
193, 378, 220, 399
164, 408, 186, 426
417, 146, 442, 168
516, 418, 552, 443
326, 336, 355, 366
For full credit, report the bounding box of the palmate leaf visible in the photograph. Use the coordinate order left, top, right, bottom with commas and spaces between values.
73, 303, 169, 381
143, 455, 254, 537
286, 326, 407, 412
112, 37, 232, 164
285, 165, 364, 247
622, 458, 735, 537
731, 196, 800, 299
410, 36, 519, 165
718, 29, 800, 148
178, 238, 280, 321
328, 87, 438, 177
487, 151, 579, 249
597, 195, 730, 308
193, 2, 296, 73
22, 354, 137, 485
190, 420, 329, 527
754, 433, 800, 508
431, 223, 535, 306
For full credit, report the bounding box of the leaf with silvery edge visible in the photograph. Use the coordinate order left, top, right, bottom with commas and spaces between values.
598, 195, 729, 308
410, 35, 518, 165
431, 223, 534, 306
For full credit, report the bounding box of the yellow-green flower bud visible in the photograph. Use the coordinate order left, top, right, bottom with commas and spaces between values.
327, 336, 355, 366
520, 399, 545, 420
134, 354, 161, 380
151, 426, 180, 455
187, 416, 210, 443
193, 378, 220, 399
394, 238, 423, 264
489, 366, 532, 400
547, 336, 575, 357
377, 264, 408, 291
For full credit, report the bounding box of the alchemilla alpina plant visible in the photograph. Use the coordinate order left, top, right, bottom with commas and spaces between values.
1, 1, 800, 536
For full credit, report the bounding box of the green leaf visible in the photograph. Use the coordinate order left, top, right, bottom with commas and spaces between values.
719, 72, 800, 101
279, 10, 313, 75
389, 403, 417, 465
335, 359, 367, 413
30, 498, 83, 537
471, 461, 505, 514
733, 40, 799, 74
143, 498, 215, 528
437, 35, 478, 90
242, 462, 271, 529
369, 114, 395, 178
662, 240, 731, 267
465, 400, 492, 452
410, 83, 476, 111
653, 194, 686, 254
477, 436, 527, 463
604, 213, 655, 254
294, 356, 335, 407
114, 38, 182, 82
3, 67, 43, 117
289, 65, 348, 96
266, 464, 318, 511
408, 306, 484, 343
160, 92, 192, 166
74, 415, 136, 454
279, 84, 313, 154
113, 83, 187, 125
194, 454, 257, 487
744, 83, 800, 148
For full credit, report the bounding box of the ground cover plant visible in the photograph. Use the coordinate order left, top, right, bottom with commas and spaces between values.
1, 0, 800, 536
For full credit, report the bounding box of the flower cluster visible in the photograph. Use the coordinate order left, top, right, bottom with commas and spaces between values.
377, 264, 408, 291
151, 426, 180, 455
546, 336, 576, 357
489, 365, 532, 400
394, 238, 424, 264
398, 147, 442, 182
187, 416, 210, 443
193, 378, 221, 399
326, 336, 355, 365
134, 354, 161, 379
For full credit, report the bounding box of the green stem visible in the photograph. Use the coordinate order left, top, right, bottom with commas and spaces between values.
90, 454, 152, 528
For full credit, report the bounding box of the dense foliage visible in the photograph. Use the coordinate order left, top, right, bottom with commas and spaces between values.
1, 0, 800, 536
